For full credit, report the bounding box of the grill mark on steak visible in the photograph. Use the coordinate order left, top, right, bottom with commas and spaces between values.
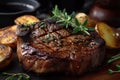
30, 28, 71, 53
22, 24, 100, 59
46, 23, 61, 32
31, 29, 70, 43
30, 21, 62, 39
17, 20, 105, 75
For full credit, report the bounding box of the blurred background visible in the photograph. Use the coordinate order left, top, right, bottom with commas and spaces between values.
0, 0, 94, 27
36, 0, 120, 28
36, 0, 94, 14
0, 0, 120, 27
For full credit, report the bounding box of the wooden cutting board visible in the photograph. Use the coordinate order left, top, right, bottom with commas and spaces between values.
0, 49, 120, 80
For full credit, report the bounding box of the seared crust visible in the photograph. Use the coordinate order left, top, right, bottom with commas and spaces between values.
17, 21, 105, 75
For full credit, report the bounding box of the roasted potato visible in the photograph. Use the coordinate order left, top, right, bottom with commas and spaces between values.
14, 15, 40, 25
95, 22, 120, 48
76, 13, 88, 24
0, 44, 13, 69
0, 25, 17, 48
75, 13, 97, 28
0, 15, 40, 48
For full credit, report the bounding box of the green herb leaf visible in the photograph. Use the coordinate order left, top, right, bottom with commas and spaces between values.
24, 76, 30, 80
2, 72, 30, 80
6, 76, 14, 80
108, 53, 120, 75
45, 34, 51, 39
116, 64, 120, 70
18, 75, 23, 80
75, 18, 80, 26
70, 12, 76, 20
108, 69, 120, 75
108, 69, 114, 75
82, 19, 88, 26
108, 53, 120, 64
57, 35, 62, 40
73, 26, 80, 34
111, 54, 120, 59
51, 5, 91, 35
2, 72, 13, 76
40, 21, 46, 29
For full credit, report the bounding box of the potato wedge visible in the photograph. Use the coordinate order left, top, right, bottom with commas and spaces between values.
95, 22, 120, 48
14, 15, 40, 25
0, 44, 13, 69
0, 25, 17, 47
76, 13, 97, 28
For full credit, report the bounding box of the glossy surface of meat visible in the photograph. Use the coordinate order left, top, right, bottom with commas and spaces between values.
17, 20, 105, 75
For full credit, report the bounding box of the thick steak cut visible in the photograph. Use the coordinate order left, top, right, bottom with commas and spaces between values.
17, 20, 105, 75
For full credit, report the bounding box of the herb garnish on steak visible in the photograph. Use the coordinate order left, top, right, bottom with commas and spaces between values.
16, 6, 105, 75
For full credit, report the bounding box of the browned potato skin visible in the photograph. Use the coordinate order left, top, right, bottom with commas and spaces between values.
75, 13, 97, 28
0, 25, 17, 48
0, 45, 13, 69
76, 13, 88, 23
14, 15, 40, 25
95, 22, 120, 48
0, 15, 40, 48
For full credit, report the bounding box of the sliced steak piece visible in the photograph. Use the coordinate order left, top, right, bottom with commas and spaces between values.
17, 20, 105, 75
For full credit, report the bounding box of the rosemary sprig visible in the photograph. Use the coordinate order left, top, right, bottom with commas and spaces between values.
72, 19, 89, 35
39, 21, 47, 29
51, 5, 91, 35
2, 72, 30, 80
51, 6, 75, 28
108, 64, 120, 74
108, 53, 120, 74
108, 53, 120, 64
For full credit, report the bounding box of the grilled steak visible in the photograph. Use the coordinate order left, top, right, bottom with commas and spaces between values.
17, 20, 105, 75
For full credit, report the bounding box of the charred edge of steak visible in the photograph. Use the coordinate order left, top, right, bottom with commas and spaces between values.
16, 20, 63, 36
17, 20, 105, 75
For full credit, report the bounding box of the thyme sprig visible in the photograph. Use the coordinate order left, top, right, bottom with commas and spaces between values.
2, 72, 30, 80
51, 5, 90, 35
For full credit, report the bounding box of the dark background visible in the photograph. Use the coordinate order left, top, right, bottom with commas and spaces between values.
36, 0, 94, 14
